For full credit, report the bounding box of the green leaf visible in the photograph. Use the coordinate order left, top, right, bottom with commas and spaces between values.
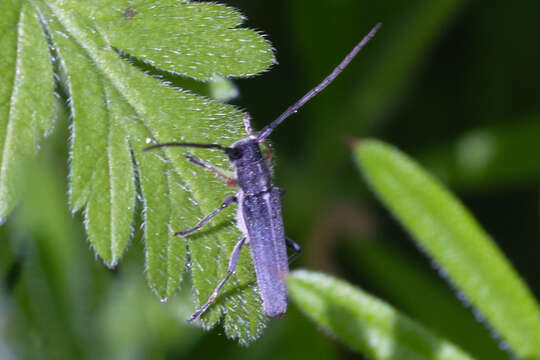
0, 0, 55, 222
288, 270, 474, 360
73, 0, 275, 80
1, 0, 274, 344
354, 139, 540, 358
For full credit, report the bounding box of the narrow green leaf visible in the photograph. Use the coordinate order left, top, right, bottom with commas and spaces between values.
354, 139, 540, 358
288, 270, 474, 360
0, 1, 54, 221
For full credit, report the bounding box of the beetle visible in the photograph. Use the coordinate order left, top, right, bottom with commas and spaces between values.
145, 23, 381, 321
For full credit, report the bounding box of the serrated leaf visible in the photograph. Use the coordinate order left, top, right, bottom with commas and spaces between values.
66, 0, 275, 80
354, 139, 540, 358
0, 0, 274, 343
288, 270, 474, 360
0, 0, 55, 222
84, 83, 136, 266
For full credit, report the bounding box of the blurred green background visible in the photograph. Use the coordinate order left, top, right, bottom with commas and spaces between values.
1, 0, 539, 359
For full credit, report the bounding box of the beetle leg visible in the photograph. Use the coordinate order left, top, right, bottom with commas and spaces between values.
188, 237, 247, 322
286, 237, 301, 264
176, 196, 237, 236
185, 154, 237, 187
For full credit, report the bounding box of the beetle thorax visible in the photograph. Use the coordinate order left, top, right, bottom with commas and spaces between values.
230, 139, 272, 195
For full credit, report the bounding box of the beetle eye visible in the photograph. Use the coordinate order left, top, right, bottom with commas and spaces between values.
227, 147, 243, 160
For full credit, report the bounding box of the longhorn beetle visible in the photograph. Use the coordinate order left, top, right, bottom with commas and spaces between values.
145, 23, 381, 322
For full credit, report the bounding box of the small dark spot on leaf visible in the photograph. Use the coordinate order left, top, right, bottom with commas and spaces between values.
123, 6, 137, 20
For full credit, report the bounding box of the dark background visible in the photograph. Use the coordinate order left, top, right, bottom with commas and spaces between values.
1, 0, 539, 359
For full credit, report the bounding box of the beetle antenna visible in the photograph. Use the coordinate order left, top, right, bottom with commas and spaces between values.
144, 142, 228, 152
256, 22, 382, 142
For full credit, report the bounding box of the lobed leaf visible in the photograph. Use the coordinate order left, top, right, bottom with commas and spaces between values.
354, 139, 540, 358
288, 270, 474, 360
0, 0, 275, 343
64, 0, 275, 80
